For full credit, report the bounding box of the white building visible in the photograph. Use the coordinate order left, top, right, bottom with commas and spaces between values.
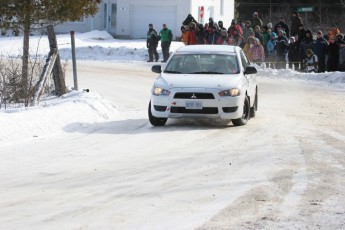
54, 0, 234, 39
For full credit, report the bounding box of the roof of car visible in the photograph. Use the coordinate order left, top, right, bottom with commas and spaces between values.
175, 45, 240, 54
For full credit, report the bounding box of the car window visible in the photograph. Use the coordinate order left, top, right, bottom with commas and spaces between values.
164, 54, 239, 74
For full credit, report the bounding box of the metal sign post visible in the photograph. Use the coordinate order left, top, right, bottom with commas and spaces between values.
70, 31, 78, 91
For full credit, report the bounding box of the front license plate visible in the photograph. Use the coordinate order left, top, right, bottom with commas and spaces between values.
185, 101, 203, 109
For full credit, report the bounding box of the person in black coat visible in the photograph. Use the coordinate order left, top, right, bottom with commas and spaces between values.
327, 36, 340, 71
312, 30, 328, 73
274, 16, 290, 38
290, 12, 302, 37
300, 30, 314, 62
296, 24, 306, 46
183, 14, 197, 27
275, 30, 288, 69
146, 23, 159, 62
288, 36, 300, 70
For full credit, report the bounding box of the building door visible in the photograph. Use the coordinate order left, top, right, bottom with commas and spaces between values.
109, 2, 117, 35
103, 1, 117, 35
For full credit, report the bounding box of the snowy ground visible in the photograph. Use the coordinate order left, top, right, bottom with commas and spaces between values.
0, 31, 345, 229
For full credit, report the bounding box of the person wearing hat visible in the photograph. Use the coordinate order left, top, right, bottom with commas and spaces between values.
303, 49, 318, 73
187, 22, 197, 45
290, 12, 302, 37
216, 30, 231, 45
252, 12, 263, 29
267, 32, 278, 68
296, 24, 306, 46
275, 29, 288, 69
180, 25, 188, 45
208, 17, 215, 29
312, 30, 328, 72
300, 30, 314, 62
243, 20, 254, 42
146, 23, 159, 62
243, 36, 255, 61
327, 35, 340, 71
228, 19, 243, 37
335, 33, 345, 45
182, 13, 197, 26
230, 27, 245, 47
196, 23, 207, 44
288, 36, 300, 70
249, 38, 265, 64
159, 24, 173, 62
207, 22, 221, 44
261, 25, 271, 60
274, 16, 290, 38
218, 20, 226, 31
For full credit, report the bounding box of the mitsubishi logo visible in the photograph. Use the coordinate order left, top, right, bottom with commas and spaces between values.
191, 93, 197, 99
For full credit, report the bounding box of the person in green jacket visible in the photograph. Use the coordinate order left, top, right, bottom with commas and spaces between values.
159, 24, 173, 62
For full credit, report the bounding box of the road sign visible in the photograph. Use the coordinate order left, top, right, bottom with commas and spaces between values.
296, 7, 314, 13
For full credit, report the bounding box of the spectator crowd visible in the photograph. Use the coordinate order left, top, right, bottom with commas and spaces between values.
147, 12, 345, 72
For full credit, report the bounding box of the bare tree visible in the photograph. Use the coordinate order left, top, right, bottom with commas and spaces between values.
0, 0, 101, 106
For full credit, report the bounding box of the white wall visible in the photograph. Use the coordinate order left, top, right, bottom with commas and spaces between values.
190, 0, 234, 28
116, 0, 190, 39
53, 0, 234, 38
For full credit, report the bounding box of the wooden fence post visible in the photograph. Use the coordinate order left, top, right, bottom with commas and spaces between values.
47, 25, 67, 96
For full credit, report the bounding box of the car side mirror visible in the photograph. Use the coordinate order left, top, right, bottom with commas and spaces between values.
244, 66, 257, 75
151, 65, 162, 73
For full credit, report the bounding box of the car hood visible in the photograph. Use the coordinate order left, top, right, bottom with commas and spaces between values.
156, 73, 243, 89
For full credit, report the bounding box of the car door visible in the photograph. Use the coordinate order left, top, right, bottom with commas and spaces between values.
240, 51, 257, 104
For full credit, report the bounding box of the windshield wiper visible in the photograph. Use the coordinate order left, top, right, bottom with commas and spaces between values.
164, 70, 181, 73
190, 71, 224, 74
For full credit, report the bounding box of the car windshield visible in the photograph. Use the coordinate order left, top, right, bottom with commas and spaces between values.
164, 53, 240, 74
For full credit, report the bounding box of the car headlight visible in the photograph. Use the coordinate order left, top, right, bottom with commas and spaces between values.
152, 87, 171, 96
218, 88, 240, 97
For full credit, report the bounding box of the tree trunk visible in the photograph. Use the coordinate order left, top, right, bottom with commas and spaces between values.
22, 22, 30, 107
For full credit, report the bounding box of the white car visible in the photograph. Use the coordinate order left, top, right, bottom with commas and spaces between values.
148, 45, 258, 126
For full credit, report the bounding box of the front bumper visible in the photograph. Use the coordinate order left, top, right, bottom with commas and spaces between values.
150, 87, 244, 119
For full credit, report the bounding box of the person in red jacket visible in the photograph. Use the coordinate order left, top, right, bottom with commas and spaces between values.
228, 19, 243, 37
187, 22, 197, 45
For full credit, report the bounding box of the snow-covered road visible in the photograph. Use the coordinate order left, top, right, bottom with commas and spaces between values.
1, 61, 344, 230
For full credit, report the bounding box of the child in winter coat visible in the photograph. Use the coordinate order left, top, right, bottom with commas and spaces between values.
267, 32, 277, 68
303, 49, 318, 73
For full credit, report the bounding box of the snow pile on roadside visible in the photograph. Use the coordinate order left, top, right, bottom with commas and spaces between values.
257, 67, 345, 88
0, 90, 117, 144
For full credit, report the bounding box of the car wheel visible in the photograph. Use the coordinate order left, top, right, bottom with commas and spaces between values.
148, 101, 167, 126
232, 96, 250, 126
250, 89, 258, 118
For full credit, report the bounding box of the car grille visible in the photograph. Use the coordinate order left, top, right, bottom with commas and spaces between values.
170, 107, 218, 114
173, 92, 215, 99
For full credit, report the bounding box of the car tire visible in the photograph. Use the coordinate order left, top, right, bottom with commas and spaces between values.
148, 101, 168, 126
250, 88, 258, 118
232, 96, 250, 126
